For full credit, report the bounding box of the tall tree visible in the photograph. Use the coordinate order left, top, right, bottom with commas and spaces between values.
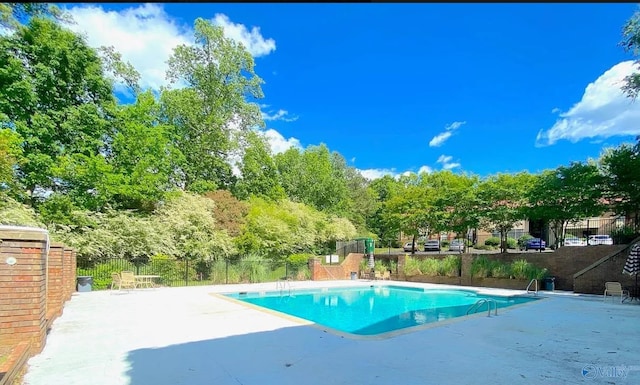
275, 144, 350, 214
599, 143, 640, 229
234, 130, 285, 201
526, 162, 605, 247
108, 90, 179, 211
0, 17, 116, 203
161, 18, 264, 192
620, 8, 640, 99
477, 172, 535, 253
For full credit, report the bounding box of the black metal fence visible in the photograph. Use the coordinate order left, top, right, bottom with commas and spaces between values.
76, 256, 310, 290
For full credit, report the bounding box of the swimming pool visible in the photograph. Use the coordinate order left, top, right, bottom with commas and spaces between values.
225, 285, 539, 336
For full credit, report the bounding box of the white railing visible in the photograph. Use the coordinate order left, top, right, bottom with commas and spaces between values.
526, 279, 538, 296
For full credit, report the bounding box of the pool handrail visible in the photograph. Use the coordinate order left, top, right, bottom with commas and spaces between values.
526, 279, 538, 296
466, 299, 498, 317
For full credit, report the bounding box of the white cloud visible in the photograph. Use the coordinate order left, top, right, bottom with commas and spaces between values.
263, 128, 302, 154
212, 14, 276, 57
64, 4, 276, 90
418, 165, 433, 174
536, 60, 640, 146
429, 121, 466, 147
357, 168, 397, 180
436, 154, 461, 170
261, 108, 298, 122
65, 4, 191, 90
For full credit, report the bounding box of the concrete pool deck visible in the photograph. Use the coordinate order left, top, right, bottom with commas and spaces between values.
23, 280, 640, 385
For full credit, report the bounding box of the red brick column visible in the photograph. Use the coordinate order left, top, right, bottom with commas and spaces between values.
47, 243, 64, 321
63, 247, 75, 298
0, 227, 49, 352
308, 257, 321, 280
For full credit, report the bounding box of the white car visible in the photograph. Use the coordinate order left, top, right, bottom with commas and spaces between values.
448, 239, 465, 252
588, 235, 613, 245
403, 242, 419, 252
424, 240, 441, 252
564, 237, 586, 247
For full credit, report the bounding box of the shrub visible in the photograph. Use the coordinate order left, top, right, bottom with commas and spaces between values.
404, 257, 422, 275
442, 255, 461, 277
471, 256, 492, 278
518, 234, 534, 249
490, 262, 511, 278
510, 259, 547, 280
419, 258, 441, 276
238, 257, 267, 283
611, 226, 639, 244
389, 260, 398, 274
77, 259, 136, 290
506, 238, 518, 249
441, 240, 450, 248
484, 237, 501, 247
475, 244, 495, 251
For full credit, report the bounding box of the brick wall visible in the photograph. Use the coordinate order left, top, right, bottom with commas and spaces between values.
309, 253, 364, 280
386, 245, 629, 292
0, 228, 49, 353
46, 243, 65, 322
573, 244, 638, 295
63, 247, 75, 301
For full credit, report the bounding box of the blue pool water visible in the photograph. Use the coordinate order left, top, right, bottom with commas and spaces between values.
225, 285, 539, 336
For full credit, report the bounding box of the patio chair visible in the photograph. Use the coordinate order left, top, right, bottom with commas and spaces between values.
360, 270, 369, 280
603, 282, 629, 303
110, 272, 122, 291
119, 271, 138, 291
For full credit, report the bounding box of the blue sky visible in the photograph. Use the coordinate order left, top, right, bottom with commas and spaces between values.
58, 3, 640, 179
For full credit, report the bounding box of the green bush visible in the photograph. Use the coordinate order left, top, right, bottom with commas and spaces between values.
404, 257, 422, 275
484, 237, 500, 247
506, 238, 518, 249
442, 255, 461, 277
611, 226, 639, 244
77, 259, 136, 290
471, 256, 491, 278
441, 240, 450, 248
475, 244, 495, 251
419, 258, 442, 276
238, 257, 267, 283
490, 262, 511, 278
518, 234, 534, 248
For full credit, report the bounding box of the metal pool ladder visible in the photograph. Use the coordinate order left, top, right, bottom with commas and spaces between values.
526, 278, 538, 296
466, 299, 498, 317
276, 279, 291, 296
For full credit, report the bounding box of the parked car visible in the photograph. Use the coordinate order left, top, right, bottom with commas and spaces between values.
403, 242, 420, 252
588, 235, 613, 245
448, 239, 465, 252
524, 238, 546, 251
564, 236, 586, 247
424, 239, 441, 252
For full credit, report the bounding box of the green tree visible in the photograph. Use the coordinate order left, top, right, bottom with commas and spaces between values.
161, 18, 264, 192
477, 172, 535, 253
0, 17, 116, 204
0, 128, 23, 196
599, 143, 640, 229
620, 8, 640, 99
234, 130, 285, 201
526, 162, 605, 247
275, 144, 350, 214
430, 171, 480, 246
108, 90, 179, 211
367, 175, 401, 247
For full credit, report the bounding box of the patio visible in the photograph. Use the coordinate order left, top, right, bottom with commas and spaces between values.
22, 281, 640, 385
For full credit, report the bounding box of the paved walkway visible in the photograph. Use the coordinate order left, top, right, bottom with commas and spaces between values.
23, 281, 640, 385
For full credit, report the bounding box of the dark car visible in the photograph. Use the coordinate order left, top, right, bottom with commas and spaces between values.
525, 238, 546, 251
